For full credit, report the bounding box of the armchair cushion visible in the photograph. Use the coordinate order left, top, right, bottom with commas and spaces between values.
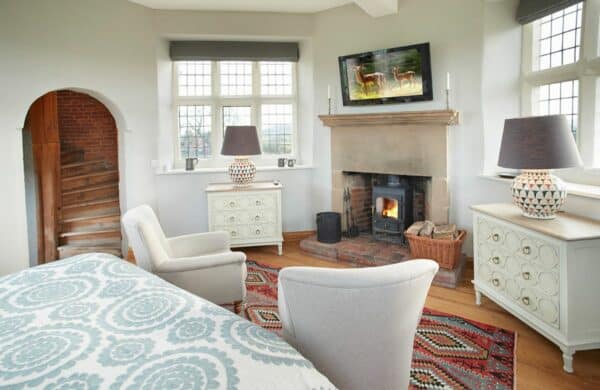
154, 251, 246, 273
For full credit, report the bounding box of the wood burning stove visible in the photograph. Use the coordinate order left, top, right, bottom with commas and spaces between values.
372, 176, 413, 244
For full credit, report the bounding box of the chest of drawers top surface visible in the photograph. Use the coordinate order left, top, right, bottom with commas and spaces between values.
206, 181, 283, 193
471, 203, 600, 241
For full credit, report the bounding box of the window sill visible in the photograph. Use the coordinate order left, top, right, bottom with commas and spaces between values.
478, 174, 600, 201
156, 164, 314, 176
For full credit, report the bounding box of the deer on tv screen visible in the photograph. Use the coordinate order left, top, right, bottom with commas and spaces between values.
338, 42, 433, 106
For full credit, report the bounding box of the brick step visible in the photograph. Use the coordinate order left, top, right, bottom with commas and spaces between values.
61, 170, 118, 191
61, 214, 121, 232
59, 229, 121, 246
61, 159, 110, 177
62, 183, 118, 205
58, 245, 122, 259
61, 149, 85, 165
61, 197, 120, 219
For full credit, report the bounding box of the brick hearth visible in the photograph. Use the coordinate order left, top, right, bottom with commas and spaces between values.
300, 234, 466, 288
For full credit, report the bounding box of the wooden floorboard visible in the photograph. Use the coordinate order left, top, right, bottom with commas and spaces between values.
242, 242, 600, 390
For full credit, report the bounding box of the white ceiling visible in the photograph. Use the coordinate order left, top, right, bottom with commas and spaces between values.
128, 0, 354, 14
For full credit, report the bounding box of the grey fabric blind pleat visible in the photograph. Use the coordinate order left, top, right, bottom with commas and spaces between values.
516, 0, 584, 24
169, 41, 299, 62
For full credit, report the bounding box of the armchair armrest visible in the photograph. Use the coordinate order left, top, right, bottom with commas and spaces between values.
167, 231, 230, 258
154, 251, 246, 273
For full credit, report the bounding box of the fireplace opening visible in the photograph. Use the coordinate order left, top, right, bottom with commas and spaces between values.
342, 172, 428, 245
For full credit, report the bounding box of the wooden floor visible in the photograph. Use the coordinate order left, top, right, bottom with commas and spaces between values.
244, 240, 600, 390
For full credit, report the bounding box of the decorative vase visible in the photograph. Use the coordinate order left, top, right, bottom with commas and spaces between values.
511, 169, 567, 219
228, 157, 256, 186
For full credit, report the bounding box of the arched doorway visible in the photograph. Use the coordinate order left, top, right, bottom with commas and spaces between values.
22, 90, 122, 264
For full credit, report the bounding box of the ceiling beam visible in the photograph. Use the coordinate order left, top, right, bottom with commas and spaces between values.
353, 0, 398, 17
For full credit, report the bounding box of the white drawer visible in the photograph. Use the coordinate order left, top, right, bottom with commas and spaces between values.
476, 215, 560, 329
243, 224, 278, 240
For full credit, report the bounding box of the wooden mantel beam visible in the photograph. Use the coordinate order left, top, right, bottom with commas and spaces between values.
318, 110, 459, 127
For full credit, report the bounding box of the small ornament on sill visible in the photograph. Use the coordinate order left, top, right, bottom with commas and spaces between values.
287, 159, 296, 168
277, 158, 287, 168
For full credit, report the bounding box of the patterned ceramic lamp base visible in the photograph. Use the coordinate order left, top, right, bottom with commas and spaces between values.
228, 157, 257, 187
511, 169, 567, 219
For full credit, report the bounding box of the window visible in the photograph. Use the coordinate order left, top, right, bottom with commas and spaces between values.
537, 3, 583, 70
173, 60, 297, 166
538, 80, 579, 136
522, 0, 600, 175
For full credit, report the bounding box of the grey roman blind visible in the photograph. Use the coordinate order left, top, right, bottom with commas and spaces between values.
517, 0, 584, 24
169, 41, 299, 62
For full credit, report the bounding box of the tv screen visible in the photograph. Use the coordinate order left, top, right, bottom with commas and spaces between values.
338, 42, 433, 106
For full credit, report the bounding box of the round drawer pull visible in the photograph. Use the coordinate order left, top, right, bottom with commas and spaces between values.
491, 256, 500, 264
229, 201, 236, 207
229, 216, 235, 222
521, 296, 530, 305
522, 246, 531, 255
231, 231, 237, 237
492, 278, 500, 286
522, 271, 531, 280
492, 233, 500, 242
255, 200, 262, 206
255, 229, 261, 235
255, 215, 260, 221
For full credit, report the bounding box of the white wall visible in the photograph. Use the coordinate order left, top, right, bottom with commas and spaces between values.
0, 0, 159, 275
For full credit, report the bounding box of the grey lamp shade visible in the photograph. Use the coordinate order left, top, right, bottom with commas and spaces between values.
221, 126, 262, 156
498, 115, 582, 169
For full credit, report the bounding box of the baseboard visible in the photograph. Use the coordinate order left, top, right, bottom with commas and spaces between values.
283, 230, 315, 242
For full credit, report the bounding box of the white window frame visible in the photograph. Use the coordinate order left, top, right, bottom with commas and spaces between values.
521, 0, 600, 185
172, 61, 298, 168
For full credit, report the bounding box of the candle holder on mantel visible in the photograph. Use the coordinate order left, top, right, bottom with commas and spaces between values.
445, 88, 450, 110
328, 97, 332, 115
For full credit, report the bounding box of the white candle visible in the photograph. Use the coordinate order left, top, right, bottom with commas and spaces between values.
327, 85, 331, 100
446, 72, 451, 91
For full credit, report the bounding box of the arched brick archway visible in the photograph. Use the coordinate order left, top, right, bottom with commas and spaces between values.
22, 90, 122, 264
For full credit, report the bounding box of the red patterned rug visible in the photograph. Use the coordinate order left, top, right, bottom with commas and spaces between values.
235, 260, 516, 389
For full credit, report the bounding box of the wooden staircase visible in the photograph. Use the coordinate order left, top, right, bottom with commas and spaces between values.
58, 152, 122, 259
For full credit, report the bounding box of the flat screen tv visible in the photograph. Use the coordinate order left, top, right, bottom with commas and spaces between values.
338, 42, 433, 106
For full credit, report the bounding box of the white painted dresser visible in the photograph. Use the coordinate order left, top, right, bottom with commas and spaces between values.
471, 203, 600, 373
206, 182, 283, 255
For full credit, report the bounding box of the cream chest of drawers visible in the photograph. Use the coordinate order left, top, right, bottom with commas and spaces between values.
472, 204, 600, 373
207, 182, 283, 255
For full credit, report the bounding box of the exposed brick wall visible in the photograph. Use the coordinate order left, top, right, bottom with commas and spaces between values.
57, 90, 118, 168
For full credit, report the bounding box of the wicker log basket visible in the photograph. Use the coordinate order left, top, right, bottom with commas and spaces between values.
405, 230, 466, 270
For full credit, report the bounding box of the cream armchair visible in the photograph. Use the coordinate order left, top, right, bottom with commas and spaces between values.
122, 205, 246, 310
278, 260, 439, 390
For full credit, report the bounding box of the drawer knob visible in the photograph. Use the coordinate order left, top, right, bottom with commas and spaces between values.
492, 278, 500, 287
522, 271, 531, 280
229, 201, 236, 207
255, 229, 261, 235
492, 233, 500, 242
231, 231, 237, 237
255, 215, 260, 221
229, 216, 235, 222
522, 246, 531, 255
521, 296, 530, 306
256, 200, 262, 206
491, 256, 500, 264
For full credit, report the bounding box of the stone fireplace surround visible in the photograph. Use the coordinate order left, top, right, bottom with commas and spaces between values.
319, 110, 459, 228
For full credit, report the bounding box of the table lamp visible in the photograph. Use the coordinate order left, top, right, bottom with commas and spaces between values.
221, 125, 262, 186
498, 115, 582, 219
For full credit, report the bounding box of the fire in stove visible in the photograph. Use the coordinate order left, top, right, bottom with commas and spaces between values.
378, 197, 398, 219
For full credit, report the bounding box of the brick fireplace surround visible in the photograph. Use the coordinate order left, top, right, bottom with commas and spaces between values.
320, 110, 458, 227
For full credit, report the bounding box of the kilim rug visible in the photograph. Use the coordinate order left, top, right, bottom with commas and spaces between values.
227, 260, 516, 389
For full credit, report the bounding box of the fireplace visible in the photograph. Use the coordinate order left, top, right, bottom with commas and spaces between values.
372, 176, 413, 244
342, 172, 426, 245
